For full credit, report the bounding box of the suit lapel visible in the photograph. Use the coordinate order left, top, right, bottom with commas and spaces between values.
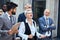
49, 18, 51, 25
2, 13, 12, 29
43, 16, 47, 25
4, 13, 11, 23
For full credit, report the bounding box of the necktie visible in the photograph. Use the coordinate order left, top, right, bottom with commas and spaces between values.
10, 16, 12, 23
46, 18, 49, 27
46, 18, 49, 34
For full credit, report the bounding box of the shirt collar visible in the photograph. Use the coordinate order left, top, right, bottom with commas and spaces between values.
44, 15, 49, 20
25, 19, 33, 23
6, 12, 11, 20
6, 12, 10, 17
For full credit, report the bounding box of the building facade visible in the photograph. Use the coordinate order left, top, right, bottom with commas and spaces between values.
0, 0, 59, 37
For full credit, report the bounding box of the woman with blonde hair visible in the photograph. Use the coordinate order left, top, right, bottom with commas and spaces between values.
18, 10, 46, 40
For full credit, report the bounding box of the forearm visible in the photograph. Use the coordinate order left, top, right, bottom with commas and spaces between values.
47, 24, 56, 30
40, 26, 50, 31
0, 30, 8, 33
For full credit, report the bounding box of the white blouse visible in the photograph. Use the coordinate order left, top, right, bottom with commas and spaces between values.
18, 19, 42, 40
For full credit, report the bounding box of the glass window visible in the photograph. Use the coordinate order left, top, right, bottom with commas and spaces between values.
0, 0, 10, 9
32, 0, 46, 25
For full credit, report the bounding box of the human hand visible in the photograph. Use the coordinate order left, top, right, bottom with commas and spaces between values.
8, 30, 13, 35
28, 34, 33, 39
40, 34, 46, 38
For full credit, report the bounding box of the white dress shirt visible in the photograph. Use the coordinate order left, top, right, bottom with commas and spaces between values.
18, 19, 42, 40
6, 12, 11, 20
44, 15, 51, 37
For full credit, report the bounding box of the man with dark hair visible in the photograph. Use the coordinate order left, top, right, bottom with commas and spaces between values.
6, 2, 18, 15
0, 2, 18, 40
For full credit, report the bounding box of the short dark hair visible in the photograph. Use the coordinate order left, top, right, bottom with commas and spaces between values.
6, 2, 18, 11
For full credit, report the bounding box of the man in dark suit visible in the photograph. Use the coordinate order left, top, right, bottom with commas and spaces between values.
0, 2, 18, 40
18, 12, 26, 22
38, 9, 56, 40
18, 3, 32, 22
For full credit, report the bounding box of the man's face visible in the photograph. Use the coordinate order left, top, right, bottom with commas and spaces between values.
45, 11, 50, 16
25, 5, 32, 10
12, 8, 17, 15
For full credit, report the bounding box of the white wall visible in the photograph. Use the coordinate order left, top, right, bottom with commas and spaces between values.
46, 0, 59, 37
54, 0, 59, 37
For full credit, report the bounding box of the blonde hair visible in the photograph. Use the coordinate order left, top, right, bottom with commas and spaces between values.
24, 10, 32, 15
24, 3, 31, 8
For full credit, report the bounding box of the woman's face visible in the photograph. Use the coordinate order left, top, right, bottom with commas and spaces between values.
26, 12, 33, 19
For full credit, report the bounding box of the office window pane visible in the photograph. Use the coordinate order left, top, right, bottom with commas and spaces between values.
0, 0, 10, 9
32, 0, 46, 25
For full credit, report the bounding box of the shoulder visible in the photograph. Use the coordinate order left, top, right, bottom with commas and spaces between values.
20, 22, 25, 25
33, 20, 36, 23
38, 16, 44, 20
1, 13, 7, 19
49, 17, 53, 20
19, 13, 24, 16
1, 13, 6, 17
19, 22, 25, 28
33, 20, 36, 25
49, 18, 53, 21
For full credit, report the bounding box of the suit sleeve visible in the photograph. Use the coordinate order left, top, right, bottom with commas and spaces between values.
48, 19, 56, 30
0, 17, 3, 29
0, 17, 4, 33
38, 18, 49, 31
0, 17, 8, 34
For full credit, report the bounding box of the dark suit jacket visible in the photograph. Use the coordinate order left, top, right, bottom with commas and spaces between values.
18, 13, 26, 22
38, 16, 56, 35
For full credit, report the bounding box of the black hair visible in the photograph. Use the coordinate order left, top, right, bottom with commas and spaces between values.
6, 2, 18, 11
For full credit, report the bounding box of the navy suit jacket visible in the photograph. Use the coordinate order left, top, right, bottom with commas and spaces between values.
18, 13, 26, 22
38, 16, 56, 34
